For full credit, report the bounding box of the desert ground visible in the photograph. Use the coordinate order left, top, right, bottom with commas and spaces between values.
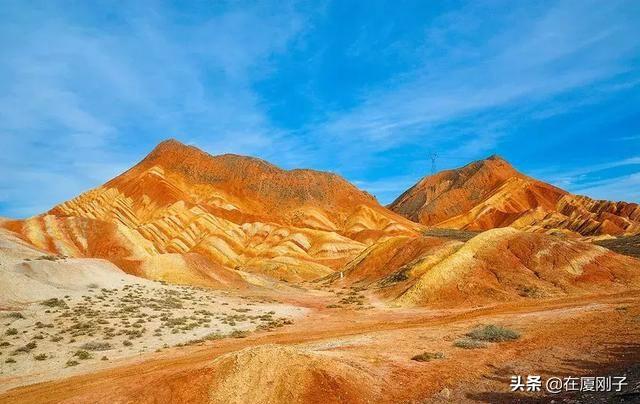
1, 286, 639, 403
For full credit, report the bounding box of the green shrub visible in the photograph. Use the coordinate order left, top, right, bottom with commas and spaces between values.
74, 350, 92, 360
204, 332, 224, 341
5, 328, 18, 336
453, 339, 487, 349
34, 353, 47, 361
230, 330, 247, 339
80, 341, 112, 351
466, 325, 520, 342
411, 352, 445, 362
41, 298, 68, 308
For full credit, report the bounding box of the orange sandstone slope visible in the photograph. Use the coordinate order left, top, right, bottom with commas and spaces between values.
325, 228, 640, 307
4, 139, 418, 285
393, 228, 640, 307
389, 155, 640, 237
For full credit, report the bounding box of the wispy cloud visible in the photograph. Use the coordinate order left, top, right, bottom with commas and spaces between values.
531, 156, 640, 189
573, 172, 640, 202
313, 0, 639, 159
0, 2, 306, 217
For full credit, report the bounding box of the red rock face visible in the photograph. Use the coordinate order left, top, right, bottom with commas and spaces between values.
4, 139, 419, 286
389, 155, 640, 237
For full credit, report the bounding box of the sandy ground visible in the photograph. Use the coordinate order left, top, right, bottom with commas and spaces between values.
0, 288, 638, 403
0, 282, 306, 393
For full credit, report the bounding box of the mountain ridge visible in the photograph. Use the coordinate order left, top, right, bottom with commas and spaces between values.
4, 139, 418, 286
389, 155, 640, 237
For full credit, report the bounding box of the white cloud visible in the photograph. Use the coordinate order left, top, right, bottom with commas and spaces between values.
0, 2, 306, 217
572, 172, 640, 202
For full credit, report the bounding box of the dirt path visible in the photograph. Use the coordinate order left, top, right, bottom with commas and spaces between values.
1, 290, 639, 403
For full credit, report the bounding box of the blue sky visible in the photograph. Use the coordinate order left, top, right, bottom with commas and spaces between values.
1, 0, 639, 218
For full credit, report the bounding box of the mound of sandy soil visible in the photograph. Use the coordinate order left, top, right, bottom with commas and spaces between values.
324, 236, 460, 288
207, 344, 380, 404
0, 229, 140, 306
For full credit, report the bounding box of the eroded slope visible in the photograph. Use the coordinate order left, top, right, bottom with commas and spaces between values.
389, 155, 640, 237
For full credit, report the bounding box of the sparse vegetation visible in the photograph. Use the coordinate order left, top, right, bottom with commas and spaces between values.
596, 234, 640, 259
80, 341, 112, 351
411, 351, 445, 362
34, 353, 47, 361
36, 255, 61, 261
5, 357, 16, 363
454, 339, 487, 349
74, 350, 92, 360
41, 298, 68, 308
0, 280, 289, 379
14, 341, 37, 353
466, 325, 520, 342
518, 285, 544, 298
204, 332, 224, 341
423, 228, 479, 241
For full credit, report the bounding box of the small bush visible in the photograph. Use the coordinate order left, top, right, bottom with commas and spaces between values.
411, 352, 445, 362
37, 255, 59, 261
0, 341, 11, 347
66, 360, 79, 367
5, 357, 16, 363
204, 332, 224, 341
454, 339, 487, 349
230, 330, 247, 339
34, 353, 47, 361
123, 340, 133, 347
74, 350, 92, 360
14, 341, 37, 353
80, 341, 112, 351
466, 325, 520, 342
41, 298, 68, 308
6, 328, 18, 336
6, 312, 24, 319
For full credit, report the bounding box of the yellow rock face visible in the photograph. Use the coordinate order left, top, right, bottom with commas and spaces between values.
394, 228, 640, 307
3, 140, 419, 286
